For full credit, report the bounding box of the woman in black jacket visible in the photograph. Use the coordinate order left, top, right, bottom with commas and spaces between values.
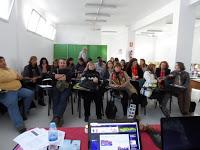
38, 57, 51, 79
23, 56, 45, 106
80, 62, 102, 122
155, 61, 171, 89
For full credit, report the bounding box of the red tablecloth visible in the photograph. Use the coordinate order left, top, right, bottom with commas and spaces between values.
59, 125, 161, 150
14, 125, 161, 150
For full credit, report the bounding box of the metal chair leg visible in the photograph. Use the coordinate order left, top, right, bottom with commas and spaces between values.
169, 96, 172, 113
71, 94, 74, 115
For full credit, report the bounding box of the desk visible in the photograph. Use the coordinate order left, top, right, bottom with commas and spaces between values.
190, 79, 200, 90
14, 126, 160, 150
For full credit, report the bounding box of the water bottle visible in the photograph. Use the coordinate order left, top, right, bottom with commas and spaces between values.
48, 122, 58, 150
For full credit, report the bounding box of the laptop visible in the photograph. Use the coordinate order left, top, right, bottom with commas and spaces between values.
161, 116, 200, 150
88, 119, 142, 150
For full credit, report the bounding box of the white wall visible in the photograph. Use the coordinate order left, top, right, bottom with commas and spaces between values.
55, 25, 101, 45
0, 0, 54, 71
154, 32, 177, 68
192, 26, 200, 63
101, 26, 128, 61
134, 35, 156, 62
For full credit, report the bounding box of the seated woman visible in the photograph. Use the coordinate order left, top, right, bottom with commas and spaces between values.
66, 57, 75, 77
120, 59, 126, 71
126, 58, 146, 107
38, 57, 51, 79
139, 59, 147, 72
109, 63, 139, 118
75, 58, 86, 78
102, 60, 114, 80
155, 61, 171, 88
126, 58, 144, 80
143, 64, 169, 116
51, 58, 71, 127
0, 56, 33, 133
162, 62, 191, 116
23, 56, 45, 106
80, 62, 102, 122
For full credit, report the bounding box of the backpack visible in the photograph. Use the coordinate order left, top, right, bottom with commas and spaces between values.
105, 100, 117, 119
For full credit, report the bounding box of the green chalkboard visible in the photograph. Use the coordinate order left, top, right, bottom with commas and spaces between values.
54, 44, 68, 59
54, 44, 107, 64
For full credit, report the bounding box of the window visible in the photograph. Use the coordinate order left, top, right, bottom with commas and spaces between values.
36, 17, 46, 35
0, 0, 15, 21
27, 9, 56, 40
27, 10, 40, 32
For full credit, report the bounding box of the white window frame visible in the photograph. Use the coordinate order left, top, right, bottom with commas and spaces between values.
27, 9, 56, 41
0, 0, 15, 22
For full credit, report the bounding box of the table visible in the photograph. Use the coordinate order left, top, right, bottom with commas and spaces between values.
14, 126, 161, 150
190, 78, 200, 90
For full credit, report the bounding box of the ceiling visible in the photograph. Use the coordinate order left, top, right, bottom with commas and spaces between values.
136, 4, 200, 37
29, 0, 174, 27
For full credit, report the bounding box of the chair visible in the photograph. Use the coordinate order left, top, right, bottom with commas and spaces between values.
38, 78, 53, 116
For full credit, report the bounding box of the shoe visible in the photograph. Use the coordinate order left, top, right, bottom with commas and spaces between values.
17, 126, 27, 134
38, 99, 46, 106
84, 116, 89, 122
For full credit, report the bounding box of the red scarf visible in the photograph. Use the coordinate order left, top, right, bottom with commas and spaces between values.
160, 70, 165, 78
132, 66, 138, 76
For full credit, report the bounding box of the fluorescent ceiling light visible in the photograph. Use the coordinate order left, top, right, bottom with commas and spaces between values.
85, 13, 111, 17
102, 31, 117, 33
86, 19, 107, 22
147, 29, 163, 32
85, 3, 117, 8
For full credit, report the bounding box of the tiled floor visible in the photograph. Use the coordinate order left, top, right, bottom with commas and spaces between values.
0, 92, 200, 150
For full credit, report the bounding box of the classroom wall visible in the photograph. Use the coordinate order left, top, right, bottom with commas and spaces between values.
101, 26, 128, 61
0, 0, 54, 71
134, 35, 156, 62
55, 25, 101, 45
192, 26, 200, 64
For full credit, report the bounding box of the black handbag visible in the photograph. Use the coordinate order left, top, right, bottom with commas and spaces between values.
189, 101, 196, 113
105, 100, 117, 119
79, 79, 98, 90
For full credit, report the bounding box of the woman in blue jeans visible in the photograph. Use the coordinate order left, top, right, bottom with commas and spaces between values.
0, 56, 34, 133
51, 58, 72, 127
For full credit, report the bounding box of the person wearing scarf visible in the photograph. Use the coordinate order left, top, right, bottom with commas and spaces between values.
109, 63, 139, 118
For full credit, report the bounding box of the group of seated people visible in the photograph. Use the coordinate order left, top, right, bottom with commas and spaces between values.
0, 55, 191, 133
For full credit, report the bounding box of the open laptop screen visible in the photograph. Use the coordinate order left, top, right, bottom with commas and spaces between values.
161, 117, 200, 150
89, 120, 141, 150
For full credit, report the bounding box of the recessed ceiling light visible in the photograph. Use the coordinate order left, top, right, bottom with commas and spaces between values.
85, 13, 111, 17
85, 3, 117, 8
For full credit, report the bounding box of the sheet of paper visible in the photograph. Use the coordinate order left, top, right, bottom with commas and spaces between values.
13, 128, 49, 150
13, 128, 65, 150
